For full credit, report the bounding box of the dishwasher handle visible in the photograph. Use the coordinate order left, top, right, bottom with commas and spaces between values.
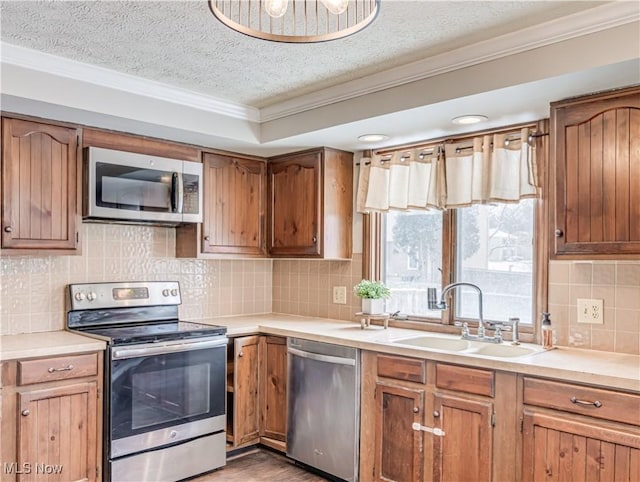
288, 346, 356, 366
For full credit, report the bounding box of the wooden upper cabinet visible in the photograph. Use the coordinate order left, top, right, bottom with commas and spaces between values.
268, 147, 353, 259
201, 153, 266, 256
552, 86, 640, 257
1, 118, 80, 252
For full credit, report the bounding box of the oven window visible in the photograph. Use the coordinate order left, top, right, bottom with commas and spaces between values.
131, 363, 210, 430
110, 344, 225, 442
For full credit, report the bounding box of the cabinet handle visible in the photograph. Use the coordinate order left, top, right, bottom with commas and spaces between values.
238, 352, 244, 357
312, 235, 317, 244
413, 407, 419, 413
570, 396, 602, 408
555, 229, 563, 238
433, 410, 440, 418
21, 409, 30, 417
3, 226, 12, 233
48, 364, 74, 373
203, 236, 210, 241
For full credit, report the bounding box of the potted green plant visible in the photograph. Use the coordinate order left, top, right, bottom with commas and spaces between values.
354, 279, 391, 314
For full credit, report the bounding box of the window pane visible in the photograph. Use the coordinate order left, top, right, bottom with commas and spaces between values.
455, 200, 534, 324
383, 210, 443, 318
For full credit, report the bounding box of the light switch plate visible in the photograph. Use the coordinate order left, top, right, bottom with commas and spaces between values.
577, 298, 604, 324
333, 286, 347, 305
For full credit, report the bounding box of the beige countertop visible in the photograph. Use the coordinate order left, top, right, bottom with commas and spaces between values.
0, 330, 106, 362
1, 314, 638, 393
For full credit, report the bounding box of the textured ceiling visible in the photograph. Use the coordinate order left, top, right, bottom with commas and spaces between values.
0, 0, 607, 108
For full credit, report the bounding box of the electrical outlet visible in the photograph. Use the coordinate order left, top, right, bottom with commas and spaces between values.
333, 286, 347, 305
577, 298, 604, 324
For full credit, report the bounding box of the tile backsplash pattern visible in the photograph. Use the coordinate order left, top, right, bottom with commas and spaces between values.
548, 260, 640, 355
0, 224, 272, 335
272, 254, 364, 322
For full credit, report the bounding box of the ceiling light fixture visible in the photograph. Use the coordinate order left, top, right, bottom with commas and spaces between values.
358, 134, 389, 143
209, 0, 380, 43
451, 115, 489, 125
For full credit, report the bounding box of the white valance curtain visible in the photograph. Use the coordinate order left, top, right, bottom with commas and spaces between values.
356, 127, 539, 213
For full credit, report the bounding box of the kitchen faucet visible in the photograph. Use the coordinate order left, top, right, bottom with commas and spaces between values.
428, 282, 499, 343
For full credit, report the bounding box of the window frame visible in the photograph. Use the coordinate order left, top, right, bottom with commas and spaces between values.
362, 121, 549, 343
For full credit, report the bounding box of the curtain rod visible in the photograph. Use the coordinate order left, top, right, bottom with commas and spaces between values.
373, 121, 546, 156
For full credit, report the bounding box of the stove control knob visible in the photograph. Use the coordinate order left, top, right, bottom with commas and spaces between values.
74, 292, 86, 302
162, 289, 170, 297
87, 292, 97, 301
170, 289, 178, 297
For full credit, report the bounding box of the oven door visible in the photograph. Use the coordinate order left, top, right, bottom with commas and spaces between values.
109, 336, 226, 458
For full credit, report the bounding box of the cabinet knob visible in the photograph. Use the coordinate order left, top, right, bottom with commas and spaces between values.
433, 410, 440, 418
312, 235, 317, 244
21, 409, 30, 417
3, 226, 12, 233
413, 407, 419, 413
238, 351, 244, 357
555, 229, 563, 238
204, 236, 210, 241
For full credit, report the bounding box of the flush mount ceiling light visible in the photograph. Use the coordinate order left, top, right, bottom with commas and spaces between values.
358, 134, 389, 143
209, 0, 380, 43
451, 115, 489, 125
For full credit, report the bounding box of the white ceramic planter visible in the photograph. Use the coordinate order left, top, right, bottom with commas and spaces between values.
361, 298, 385, 315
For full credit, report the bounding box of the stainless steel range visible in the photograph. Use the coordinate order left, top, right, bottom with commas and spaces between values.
66, 281, 227, 482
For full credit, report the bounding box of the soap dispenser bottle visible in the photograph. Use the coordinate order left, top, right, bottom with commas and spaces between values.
541, 312, 553, 349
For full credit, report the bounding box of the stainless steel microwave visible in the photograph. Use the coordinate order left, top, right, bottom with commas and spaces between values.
84, 147, 203, 225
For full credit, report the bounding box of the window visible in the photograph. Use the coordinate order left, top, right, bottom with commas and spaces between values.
380, 198, 538, 327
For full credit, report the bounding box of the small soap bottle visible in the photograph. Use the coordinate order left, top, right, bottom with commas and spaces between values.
541, 312, 553, 350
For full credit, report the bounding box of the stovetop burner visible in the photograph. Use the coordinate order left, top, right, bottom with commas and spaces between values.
66, 281, 227, 345
80, 321, 227, 345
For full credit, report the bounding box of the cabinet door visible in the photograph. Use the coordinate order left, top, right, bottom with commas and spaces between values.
202, 153, 266, 255
233, 336, 261, 446
522, 410, 640, 482
1, 118, 80, 251
260, 336, 287, 442
17, 382, 97, 482
552, 88, 640, 256
432, 393, 493, 482
374, 382, 425, 482
268, 152, 321, 257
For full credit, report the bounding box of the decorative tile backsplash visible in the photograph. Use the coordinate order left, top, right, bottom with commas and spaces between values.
2, 223, 639, 356
272, 254, 364, 322
0, 224, 272, 335
548, 260, 640, 355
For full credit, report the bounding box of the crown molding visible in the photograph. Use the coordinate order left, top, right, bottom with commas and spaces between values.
260, 1, 640, 121
0, 42, 261, 123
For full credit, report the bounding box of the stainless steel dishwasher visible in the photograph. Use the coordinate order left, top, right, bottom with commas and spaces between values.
287, 338, 360, 481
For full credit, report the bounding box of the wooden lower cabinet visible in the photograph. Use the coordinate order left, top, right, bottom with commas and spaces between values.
1, 352, 102, 482
373, 383, 425, 482
260, 336, 287, 442
226, 335, 287, 451
361, 352, 511, 482
522, 410, 640, 481
432, 393, 493, 482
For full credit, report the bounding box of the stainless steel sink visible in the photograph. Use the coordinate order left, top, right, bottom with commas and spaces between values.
392, 336, 471, 352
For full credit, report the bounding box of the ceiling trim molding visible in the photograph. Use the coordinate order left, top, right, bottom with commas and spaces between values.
260, 1, 640, 121
0, 42, 261, 123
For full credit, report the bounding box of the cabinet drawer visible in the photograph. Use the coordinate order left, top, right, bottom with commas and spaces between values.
377, 354, 426, 384
523, 377, 640, 426
436, 363, 494, 397
18, 353, 98, 385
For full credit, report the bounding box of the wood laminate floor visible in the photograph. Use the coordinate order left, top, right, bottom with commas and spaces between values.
190, 449, 330, 481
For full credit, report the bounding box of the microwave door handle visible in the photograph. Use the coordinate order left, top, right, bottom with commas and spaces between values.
171, 173, 179, 212
177, 172, 184, 214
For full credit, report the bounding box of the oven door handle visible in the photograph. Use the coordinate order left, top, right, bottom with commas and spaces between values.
112, 337, 228, 360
